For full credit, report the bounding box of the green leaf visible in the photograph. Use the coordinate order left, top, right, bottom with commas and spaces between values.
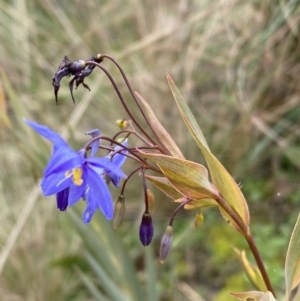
145, 175, 183, 200
136, 92, 184, 159
285, 213, 300, 299
145, 247, 159, 301
145, 175, 218, 208
176, 198, 218, 209
84, 251, 129, 301
68, 209, 144, 301
140, 151, 218, 199
166, 74, 210, 151
167, 74, 250, 230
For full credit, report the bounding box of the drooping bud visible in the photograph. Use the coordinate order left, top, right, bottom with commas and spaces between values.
194, 211, 204, 228
56, 187, 69, 211
113, 195, 126, 228
159, 225, 173, 263
116, 119, 129, 130
147, 189, 155, 213
139, 213, 154, 246
69, 60, 86, 72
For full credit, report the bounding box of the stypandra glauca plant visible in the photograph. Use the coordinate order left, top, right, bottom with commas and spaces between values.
25, 54, 300, 301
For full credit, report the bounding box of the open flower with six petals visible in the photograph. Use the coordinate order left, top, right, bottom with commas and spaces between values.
25, 119, 127, 222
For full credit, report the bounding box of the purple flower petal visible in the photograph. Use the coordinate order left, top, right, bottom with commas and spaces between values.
82, 195, 98, 224
41, 172, 72, 195
24, 119, 67, 148
68, 182, 86, 206
111, 141, 128, 167
44, 146, 81, 177
85, 157, 126, 179
84, 165, 113, 220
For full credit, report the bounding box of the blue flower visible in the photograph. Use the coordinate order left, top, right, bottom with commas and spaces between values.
24, 119, 127, 221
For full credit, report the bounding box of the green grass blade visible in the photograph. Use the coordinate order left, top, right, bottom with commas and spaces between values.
84, 251, 129, 301
285, 213, 300, 299
145, 247, 159, 301
78, 270, 110, 301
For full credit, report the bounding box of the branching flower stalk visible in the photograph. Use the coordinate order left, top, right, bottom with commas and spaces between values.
36, 53, 278, 298
92, 55, 275, 296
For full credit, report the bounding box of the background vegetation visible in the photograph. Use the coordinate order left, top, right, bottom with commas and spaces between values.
0, 0, 299, 300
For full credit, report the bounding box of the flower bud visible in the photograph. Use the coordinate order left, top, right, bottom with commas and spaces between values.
194, 211, 204, 228
116, 119, 129, 130
159, 225, 173, 263
113, 195, 126, 228
147, 189, 155, 213
69, 60, 86, 72
56, 187, 69, 211
139, 213, 154, 246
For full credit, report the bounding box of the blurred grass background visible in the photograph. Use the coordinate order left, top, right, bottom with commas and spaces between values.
0, 0, 300, 300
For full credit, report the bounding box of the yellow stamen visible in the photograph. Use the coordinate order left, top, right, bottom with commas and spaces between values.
72, 168, 83, 186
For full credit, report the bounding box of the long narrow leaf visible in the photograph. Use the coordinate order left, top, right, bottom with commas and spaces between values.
167, 74, 250, 229
136, 92, 184, 159
145, 175, 183, 200
145, 247, 159, 301
85, 251, 129, 301
78, 270, 110, 301
145, 175, 217, 209
285, 213, 300, 299
69, 209, 144, 301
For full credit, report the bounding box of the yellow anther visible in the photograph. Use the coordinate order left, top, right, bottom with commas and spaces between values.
72, 168, 83, 186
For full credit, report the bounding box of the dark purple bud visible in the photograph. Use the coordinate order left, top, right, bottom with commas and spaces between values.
56, 187, 69, 211
139, 213, 154, 246
159, 226, 173, 263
